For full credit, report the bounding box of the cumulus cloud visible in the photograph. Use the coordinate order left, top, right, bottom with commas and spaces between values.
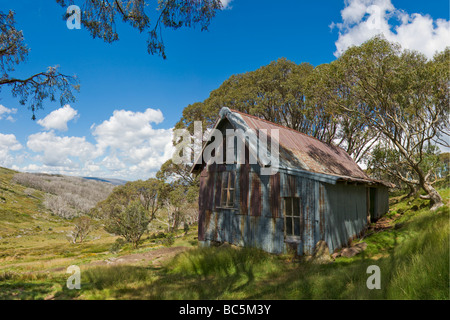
332, 0, 450, 58
27, 131, 98, 167
0, 133, 22, 167
37, 105, 78, 131
0, 105, 18, 122
92, 108, 174, 179
92, 108, 165, 151
19, 107, 174, 180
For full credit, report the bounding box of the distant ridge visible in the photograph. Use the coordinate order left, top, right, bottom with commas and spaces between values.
82, 177, 128, 186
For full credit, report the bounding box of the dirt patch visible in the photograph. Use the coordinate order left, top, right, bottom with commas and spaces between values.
87, 246, 189, 268
45, 246, 190, 274
370, 216, 394, 231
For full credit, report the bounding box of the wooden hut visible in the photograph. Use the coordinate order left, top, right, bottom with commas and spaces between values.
191, 107, 390, 255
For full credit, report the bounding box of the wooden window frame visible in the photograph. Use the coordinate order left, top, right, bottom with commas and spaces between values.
283, 197, 301, 240
219, 171, 236, 209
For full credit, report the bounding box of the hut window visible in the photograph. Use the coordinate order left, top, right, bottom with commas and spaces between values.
220, 171, 236, 208
284, 197, 301, 238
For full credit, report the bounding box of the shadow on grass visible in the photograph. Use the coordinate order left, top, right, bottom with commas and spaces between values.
0, 282, 55, 300
80, 264, 256, 300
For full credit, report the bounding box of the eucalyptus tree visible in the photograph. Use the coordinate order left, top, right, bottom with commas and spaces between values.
0, 11, 79, 119
176, 58, 336, 138
56, 0, 223, 59
332, 36, 449, 210
306, 63, 379, 163
176, 57, 378, 164
1, 1, 222, 118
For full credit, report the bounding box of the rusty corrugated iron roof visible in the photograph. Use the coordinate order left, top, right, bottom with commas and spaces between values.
230, 109, 370, 180
192, 107, 391, 186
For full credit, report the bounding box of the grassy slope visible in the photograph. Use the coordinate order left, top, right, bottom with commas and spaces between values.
0, 167, 117, 273
0, 166, 448, 300
78, 189, 450, 300
0, 167, 198, 299
78, 195, 448, 300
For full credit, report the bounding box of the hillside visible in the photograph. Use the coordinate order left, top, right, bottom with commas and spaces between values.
0, 166, 448, 300
82, 177, 128, 186
0, 167, 119, 266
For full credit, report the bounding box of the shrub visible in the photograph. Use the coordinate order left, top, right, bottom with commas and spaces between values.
67, 216, 94, 243
161, 233, 175, 247
103, 201, 151, 248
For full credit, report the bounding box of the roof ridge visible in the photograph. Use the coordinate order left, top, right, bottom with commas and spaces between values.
228, 108, 344, 152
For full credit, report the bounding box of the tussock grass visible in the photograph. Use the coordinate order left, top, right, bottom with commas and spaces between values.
166, 246, 274, 277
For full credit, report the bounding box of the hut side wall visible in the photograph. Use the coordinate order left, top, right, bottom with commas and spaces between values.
322, 183, 368, 253
199, 168, 383, 256
373, 186, 389, 221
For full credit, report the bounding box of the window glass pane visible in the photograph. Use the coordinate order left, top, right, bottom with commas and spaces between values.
229, 171, 235, 186
222, 172, 228, 188
223, 136, 226, 160
294, 218, 301, 236
228, 190, 235, 207
293, 198, 300, 216
221, 189, 227, 207
285, 198, 292, 217
285, 217, 293, 236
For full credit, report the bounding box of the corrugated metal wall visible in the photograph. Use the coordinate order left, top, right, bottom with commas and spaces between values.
322, 183, 369, 253
199, 164, 387, 256
372, 186, 389, 221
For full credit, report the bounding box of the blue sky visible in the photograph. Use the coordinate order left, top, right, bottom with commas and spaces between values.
0, 0, 449, 180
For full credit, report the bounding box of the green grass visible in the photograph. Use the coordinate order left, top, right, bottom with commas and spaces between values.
1, 165, 449, 300
65, 192, 448, 300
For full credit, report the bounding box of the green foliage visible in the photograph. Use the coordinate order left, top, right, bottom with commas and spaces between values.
327, 36, 448, 208
103, 201, 151, 248
161, 233, 175, 247
68, 216, 94, 244
175, 56, 379, 164
156, 159, 197, 187
0, 10, 79, 119
109, 238, 127, 253
92, 178, 163, 219
56, 0, 223, 59
175, 58, 321, 135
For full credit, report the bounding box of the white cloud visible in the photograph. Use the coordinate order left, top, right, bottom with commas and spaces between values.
0, 133, 22, 167
92, 108, 174, 179
221, 0, 233, 9
27, 131, 98, 167
18, 108, 174, 180
92, 108, 165, 151
0, 105, 18, 122
0, 133, 22, 151
332, 0, 450, 59
37, 105, 78, 131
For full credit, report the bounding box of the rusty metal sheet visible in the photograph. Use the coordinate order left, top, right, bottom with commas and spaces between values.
239, 163, 250, 215
205, 171, 215, 211
303, 179, 315, 255
214, 171, 222, 208
318, 184, 326, 239
287, 175, 296, 196
233, 110, 369, 181
250, 173, 261, 217
269, 172, 280, 218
